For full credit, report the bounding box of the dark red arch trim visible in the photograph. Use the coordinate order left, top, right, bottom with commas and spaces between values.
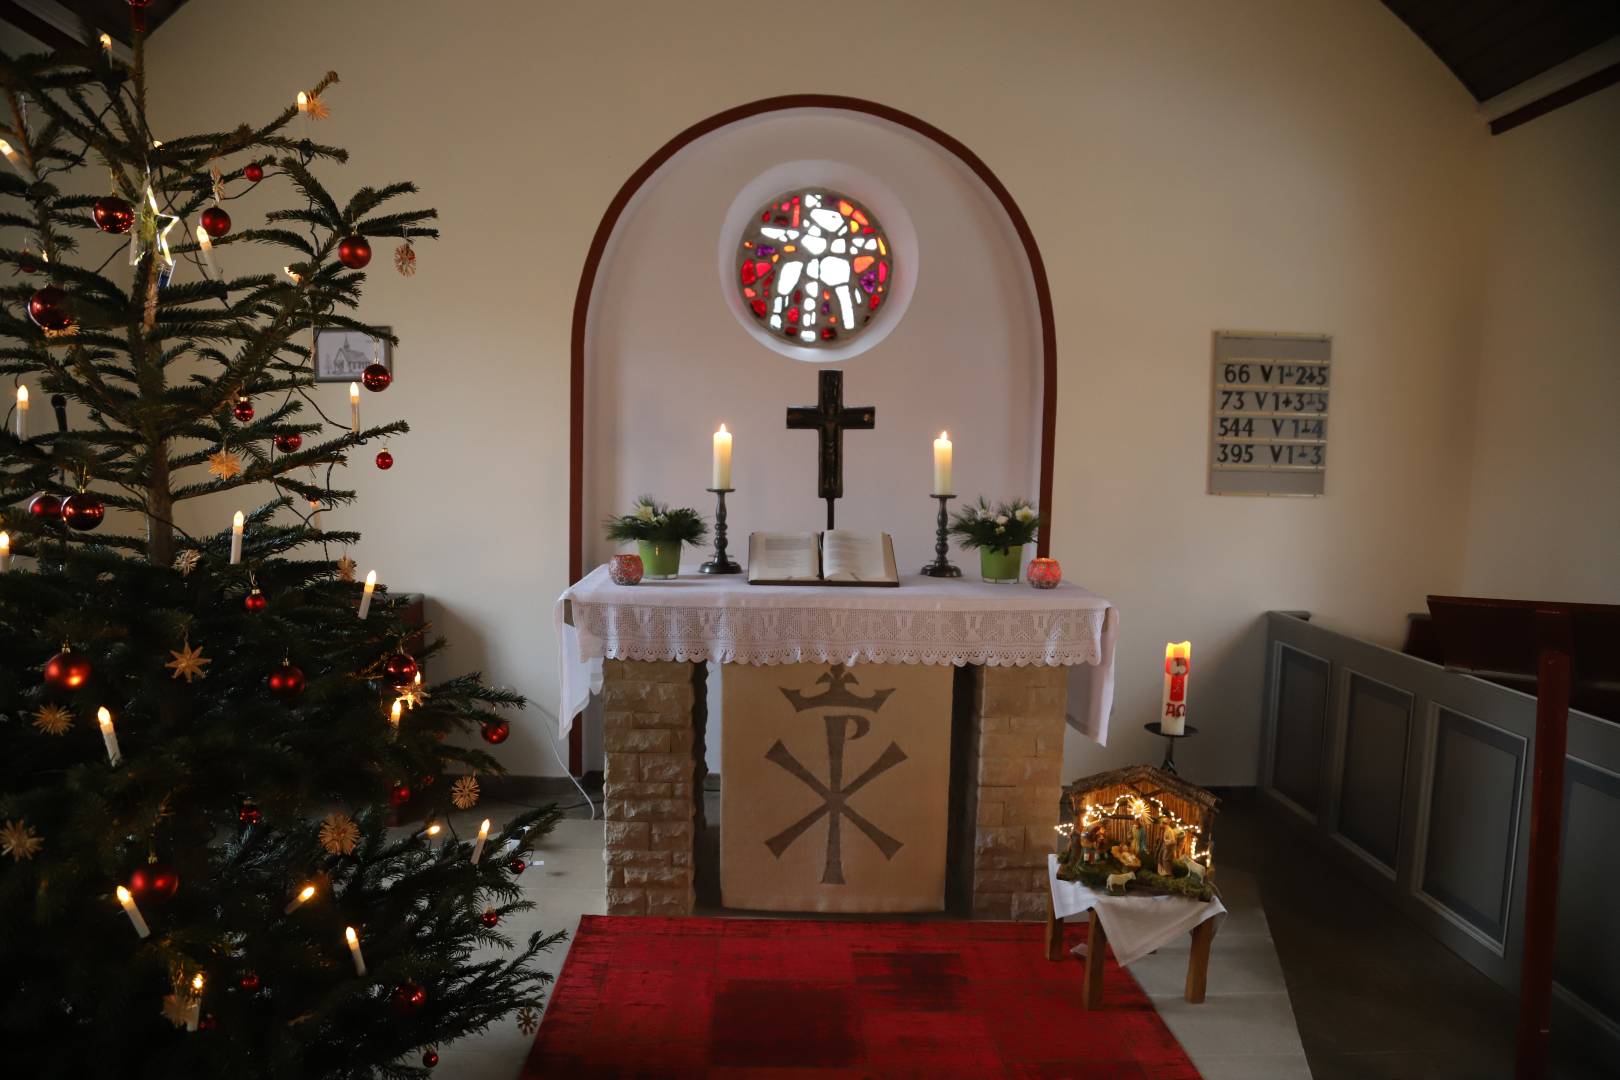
568, 95, 1059, 768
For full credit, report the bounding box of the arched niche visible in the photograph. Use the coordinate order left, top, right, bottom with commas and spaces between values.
571, 96, 1058, 586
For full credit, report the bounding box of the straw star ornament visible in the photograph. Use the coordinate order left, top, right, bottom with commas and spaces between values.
32, 704, 73, 735
207, 448, 243, 480
166, 640, 211, 682
1, 819, 43, 861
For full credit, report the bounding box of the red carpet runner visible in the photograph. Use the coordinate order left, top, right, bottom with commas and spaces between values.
524, 916, 1200, 1078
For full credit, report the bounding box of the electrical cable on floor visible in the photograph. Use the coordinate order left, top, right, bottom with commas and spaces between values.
536, 704, 598, 821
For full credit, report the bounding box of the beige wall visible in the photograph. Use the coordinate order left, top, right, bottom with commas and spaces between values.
1460, 84, 1620, 604
134, 0, 1499, 782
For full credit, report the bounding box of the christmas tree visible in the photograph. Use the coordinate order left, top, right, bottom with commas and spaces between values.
0, 17, 560, 1078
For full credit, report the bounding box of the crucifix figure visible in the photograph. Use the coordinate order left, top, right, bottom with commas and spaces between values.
785, 369, 875, 530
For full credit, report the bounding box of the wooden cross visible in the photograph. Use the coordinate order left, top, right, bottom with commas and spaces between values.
786, 370, 875, 530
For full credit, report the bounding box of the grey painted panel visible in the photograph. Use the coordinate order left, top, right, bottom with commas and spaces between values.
1337, 674, 1412, 870
1272, 645, 1330, 814
1423, 710, 1525, 944
1555, 759, 1620, 1028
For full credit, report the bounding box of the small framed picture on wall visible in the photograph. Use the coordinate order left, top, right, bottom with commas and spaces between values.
314, 327, 391, 383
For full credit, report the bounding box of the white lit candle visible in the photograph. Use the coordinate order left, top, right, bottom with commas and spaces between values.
423, 821, 443, 841
0, 139, 21, 175
0, 531, 9, 572
284, 882, 317, 915
229, 510, 244, 565
296, 90, 309, 113
97, 706, 122, 766
712, 424, 732, 489
357, 569, 376, 620
389, 698, 402, 738
349, 382, 360, 433
15, 384, 27, 439
1161, 641, 1191, 737
470, 818, 491, 864
185, 973, 204, 1031
116, 885, 150, 938
344, 925, 366, 976
194, 225, 215, 275
98, 32, 112, 61
932, 431, 952, 495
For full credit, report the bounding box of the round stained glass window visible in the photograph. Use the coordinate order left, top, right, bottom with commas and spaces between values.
735, 188, 893, 348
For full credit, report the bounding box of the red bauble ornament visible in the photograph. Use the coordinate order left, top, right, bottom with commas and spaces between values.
27, 285, 72, 331
273, 432, 303, 453
480, 908, 500, 928
389, 782, 412, 808
16, 250, 40, 274
199, 206, 232, 239
389, 981, 428, 1017
239, 971, 261, 993
508, 857, 526, 875
92, 196, 136, 235
382, 652, 418, 688
232, 396, 254, 422
128, 860, 180, 902
361, 363, 392, 392
238, 800, 262, 826
422, 1049, 439, 1069
27, 493, 63, 522
374, 449, 394, 471
480, 719, 511, 745
336, 235, 372, 270
267, 662, 306, 699
43, 648, 92, 691
60, 492, 106, 531
244, 587, 267, 613
243, 162, 264, 183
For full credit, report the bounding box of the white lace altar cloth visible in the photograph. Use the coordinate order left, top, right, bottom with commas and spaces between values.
555, 563, 1119, 744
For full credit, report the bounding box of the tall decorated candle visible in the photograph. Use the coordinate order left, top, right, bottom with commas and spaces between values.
712, 424, 733, 488
1161, 641, 1191, 736
932, 431, 952, 495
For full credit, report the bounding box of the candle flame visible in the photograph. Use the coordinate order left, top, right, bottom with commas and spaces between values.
117, 885, 133, 903
0, 139, 14, 157
1, 531, 9, 552
191, 973, 205, 992
344, 926, 358, 946
349, 382, 360, 402
298, 884, 316, 902
296, 91, 309, 110
195, 225, 212, 251
283, 266, 300, 283
364, 570, 377, 588
390, 700, 402, 724
16, 385, 27, 405
97, 706, 113, 730
425, 823, 442, 837
478, 818, 490, 837
939, 431, 948, 440
98, 32, 111, 49
718, 423, 728, 434
232, 510, 245, 529
151, 139, 162, 149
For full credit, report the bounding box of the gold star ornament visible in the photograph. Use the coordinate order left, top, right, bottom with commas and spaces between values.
450, 776, 480, 811
1, 819, 43, 861
166, 640, 212, 682
173, 549, 200, 576
207, 448, 243, 480
32, 704, 74, 735
335, 556, 357, 583
319, 812, 359, 855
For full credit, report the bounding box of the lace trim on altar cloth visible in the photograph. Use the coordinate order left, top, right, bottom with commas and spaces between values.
570, 600, 1107, 668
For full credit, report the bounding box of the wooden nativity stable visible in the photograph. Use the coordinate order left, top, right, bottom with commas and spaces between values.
1059, 764, 1220, 888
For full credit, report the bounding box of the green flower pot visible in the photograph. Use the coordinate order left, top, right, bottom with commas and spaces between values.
979, 546, 1023, 584
637, 540, 682, 579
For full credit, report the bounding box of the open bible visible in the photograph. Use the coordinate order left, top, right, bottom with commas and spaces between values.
747, 530, 900, 587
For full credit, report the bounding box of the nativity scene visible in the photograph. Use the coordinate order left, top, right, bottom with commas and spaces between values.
1, 3, 1616, 1079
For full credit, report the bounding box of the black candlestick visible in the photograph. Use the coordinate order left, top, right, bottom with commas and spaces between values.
699, 488, 741, 575
1144, 721, 1199, 775
919, 494, 961, 578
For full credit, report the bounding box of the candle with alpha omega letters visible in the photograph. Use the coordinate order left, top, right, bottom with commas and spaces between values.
1161, 641, 1191, 736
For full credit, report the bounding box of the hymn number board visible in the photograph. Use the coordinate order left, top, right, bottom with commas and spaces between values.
1208, 331, 1332, 496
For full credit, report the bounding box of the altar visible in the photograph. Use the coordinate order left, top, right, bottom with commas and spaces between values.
556, 567, 1118, 920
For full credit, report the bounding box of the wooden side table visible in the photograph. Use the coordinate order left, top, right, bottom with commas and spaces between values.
1045, 890, 1219, 1008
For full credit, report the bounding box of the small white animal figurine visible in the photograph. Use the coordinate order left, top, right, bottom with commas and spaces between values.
1105, 871, 1135, 894
1186, 859, 1207, 882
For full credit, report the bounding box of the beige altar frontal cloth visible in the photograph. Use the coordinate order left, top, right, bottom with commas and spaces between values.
720, 661, 952, 913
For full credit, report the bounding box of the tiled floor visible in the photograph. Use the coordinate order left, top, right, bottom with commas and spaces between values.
427, 784, 1310, 1079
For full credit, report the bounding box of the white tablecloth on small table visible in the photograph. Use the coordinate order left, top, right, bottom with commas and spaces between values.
555, 563, 1119, 743
1048, 854, 1226, 966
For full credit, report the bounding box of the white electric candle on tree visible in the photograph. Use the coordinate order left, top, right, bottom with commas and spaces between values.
96, 706, 122, 766
389, 698, 402, 737
358, 570, 377, 620
229, 510, 244, 565
344, 926, 366, 976
284, 883, 317, 915
1161, 641, 1191, 736
349, 382, 360, 432
470, 818, 491, 864
15, 384, 27, 439
194, 225, 215, 275
712, 424, 733, 488
0, 531, 9, 572
185, 973, 204, 1031
116, 885, 150, 938
932, 431, 952, 495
